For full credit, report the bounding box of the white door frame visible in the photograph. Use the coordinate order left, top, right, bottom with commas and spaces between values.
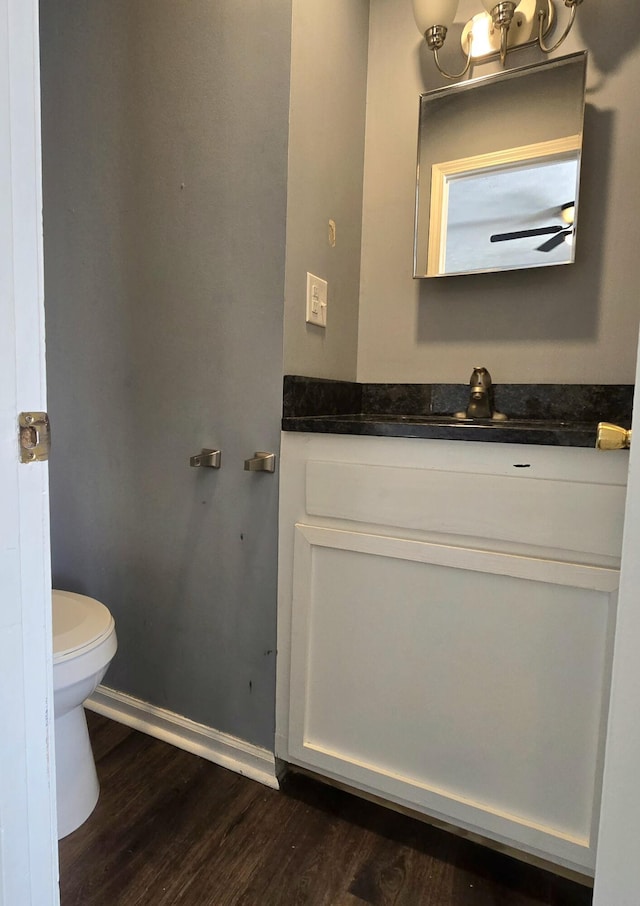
0, 0, 58, 903
593, 332, 640, 904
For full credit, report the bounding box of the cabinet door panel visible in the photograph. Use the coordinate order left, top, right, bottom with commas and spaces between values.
288, 525, 617, 873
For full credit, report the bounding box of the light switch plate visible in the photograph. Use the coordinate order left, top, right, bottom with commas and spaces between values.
306, 273, 327, 328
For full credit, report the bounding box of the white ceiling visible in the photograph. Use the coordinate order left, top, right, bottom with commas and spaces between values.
444, 156, 580, 275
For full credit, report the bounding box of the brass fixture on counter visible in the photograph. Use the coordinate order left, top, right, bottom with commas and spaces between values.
596, 423, 632, 451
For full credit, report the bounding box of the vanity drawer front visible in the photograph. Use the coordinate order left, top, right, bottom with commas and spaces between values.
306, 460, 626, 560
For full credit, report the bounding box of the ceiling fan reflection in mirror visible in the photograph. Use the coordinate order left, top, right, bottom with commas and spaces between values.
490, 201, 574, 252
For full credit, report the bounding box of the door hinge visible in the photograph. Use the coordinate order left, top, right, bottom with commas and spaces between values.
19, 412, 51, 463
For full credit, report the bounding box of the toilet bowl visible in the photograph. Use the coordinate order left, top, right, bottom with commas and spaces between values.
52, 590, 117, 839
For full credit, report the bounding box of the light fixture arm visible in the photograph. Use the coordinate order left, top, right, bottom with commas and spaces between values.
433, 34, 474, 80
488, 1, 517, 66
500, 23, 509, 65
537, 0, 581, 54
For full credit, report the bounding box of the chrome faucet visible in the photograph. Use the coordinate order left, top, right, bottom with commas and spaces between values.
466, 366, 493, 419
453, 367, 507, 420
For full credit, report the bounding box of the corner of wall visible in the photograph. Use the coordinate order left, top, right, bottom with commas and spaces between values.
283, 0, 370, 382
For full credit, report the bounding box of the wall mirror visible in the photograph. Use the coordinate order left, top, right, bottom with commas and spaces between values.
414, 52, 587, 278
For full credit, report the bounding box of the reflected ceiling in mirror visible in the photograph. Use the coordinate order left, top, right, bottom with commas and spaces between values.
414, 52, 587, 279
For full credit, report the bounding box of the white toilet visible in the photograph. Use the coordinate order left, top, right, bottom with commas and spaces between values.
52, 589, 117, 839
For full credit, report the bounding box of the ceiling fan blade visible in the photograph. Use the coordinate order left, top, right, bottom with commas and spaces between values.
537, 230, 572, 252
490, 225, 565, 243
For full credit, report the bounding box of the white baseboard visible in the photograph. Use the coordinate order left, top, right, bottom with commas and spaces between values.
86, 685, 279, 790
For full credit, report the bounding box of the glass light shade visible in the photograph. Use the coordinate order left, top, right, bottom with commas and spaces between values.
412, 0, 459, 33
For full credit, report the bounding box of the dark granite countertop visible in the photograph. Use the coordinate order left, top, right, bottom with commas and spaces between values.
282, 376, 634, 448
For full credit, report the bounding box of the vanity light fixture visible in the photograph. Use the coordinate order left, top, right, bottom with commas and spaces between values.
412, 0, 583, 79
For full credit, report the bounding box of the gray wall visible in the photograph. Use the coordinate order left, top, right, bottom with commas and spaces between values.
358, 0, 640, 383
41, 0, 291, 748
283, 0, 369, 381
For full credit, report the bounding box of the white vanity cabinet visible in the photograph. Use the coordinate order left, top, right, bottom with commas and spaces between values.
276, 432, 629, 876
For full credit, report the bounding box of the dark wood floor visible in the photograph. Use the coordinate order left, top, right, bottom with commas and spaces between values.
58, 712, 593, 906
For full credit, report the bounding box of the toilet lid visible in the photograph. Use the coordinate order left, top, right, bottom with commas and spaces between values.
52, 590, 115, 661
